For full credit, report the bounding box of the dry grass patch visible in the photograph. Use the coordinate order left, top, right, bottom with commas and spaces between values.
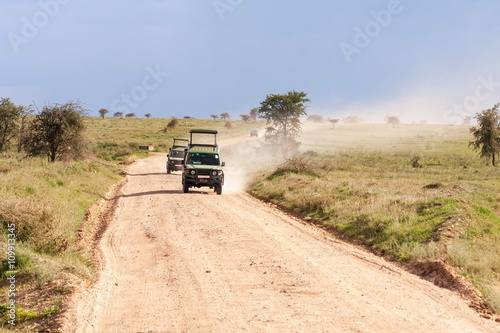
0, 153, 121, 329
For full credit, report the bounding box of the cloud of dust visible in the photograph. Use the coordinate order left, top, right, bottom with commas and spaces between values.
322, 88, 452, 125
299, 118, 463, 154
318, 75, 500, 125
221, 135, 286, 194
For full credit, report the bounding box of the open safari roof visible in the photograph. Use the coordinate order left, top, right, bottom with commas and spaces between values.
189, 129, 218, 148
170, 138, 189, 151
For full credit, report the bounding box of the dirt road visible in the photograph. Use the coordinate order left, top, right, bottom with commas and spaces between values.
64, 153, 498, 332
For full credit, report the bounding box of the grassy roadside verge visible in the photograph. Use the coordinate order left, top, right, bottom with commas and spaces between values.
0, 154, 122, 330
250, 123, 500, 317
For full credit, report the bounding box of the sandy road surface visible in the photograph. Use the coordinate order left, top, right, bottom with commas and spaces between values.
64, 153, 498, 332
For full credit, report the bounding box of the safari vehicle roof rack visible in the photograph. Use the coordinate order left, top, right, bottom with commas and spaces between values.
190, 129, 218, 134
188, 144, 219, 152
189, 129, 218, 148
172, 138, 189, 147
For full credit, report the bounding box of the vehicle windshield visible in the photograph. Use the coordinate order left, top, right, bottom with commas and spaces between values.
187, 153, 220, 166
170, 150, 185, 158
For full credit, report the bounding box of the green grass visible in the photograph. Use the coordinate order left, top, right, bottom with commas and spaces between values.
251, 122, 500, 312
0, 304, 59, 325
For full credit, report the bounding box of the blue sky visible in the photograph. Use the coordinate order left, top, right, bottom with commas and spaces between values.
1, 0, 499, 123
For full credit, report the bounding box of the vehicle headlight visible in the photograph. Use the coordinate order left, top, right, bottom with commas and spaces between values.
218, 170, 223, 176
190, 170, 196, 175
211, 170, 217, 176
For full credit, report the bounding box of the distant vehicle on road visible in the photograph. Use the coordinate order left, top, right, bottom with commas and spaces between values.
166, 138, 189, 174
250, 129, 259, 137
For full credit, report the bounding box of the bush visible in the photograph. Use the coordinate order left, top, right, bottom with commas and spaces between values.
23, 101, 89, 162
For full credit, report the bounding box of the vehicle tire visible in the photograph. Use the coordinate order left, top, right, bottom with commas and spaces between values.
167, 167, 171, 174
215, 184, 222, 195
183, 181, 189, 193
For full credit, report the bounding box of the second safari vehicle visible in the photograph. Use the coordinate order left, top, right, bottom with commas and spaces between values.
166, 138, 189, 174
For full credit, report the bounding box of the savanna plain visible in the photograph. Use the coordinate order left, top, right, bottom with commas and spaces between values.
1, 117, 500, 331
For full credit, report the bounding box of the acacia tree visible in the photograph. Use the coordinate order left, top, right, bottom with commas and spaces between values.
258, 91, 310, 155
328, 118, 339, 129
0, 97, 25, 151
343, 115, 364, 124
250, 108, 259, 122
240, 114, 251, 122
23, 101, 88, 162
307, 115, 323, 123
385, 115, 400, 127
469, 104, 500, 166
144, 113, 152, 118
220, 112, 230, 120
113, 111, 123, 118
99, 108, 109, 118
211, 114, 219, 120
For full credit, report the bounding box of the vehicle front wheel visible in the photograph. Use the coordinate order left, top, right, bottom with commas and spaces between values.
215, 184, 222, 195
183, 181, 189, 193
167, 167, 171, 174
